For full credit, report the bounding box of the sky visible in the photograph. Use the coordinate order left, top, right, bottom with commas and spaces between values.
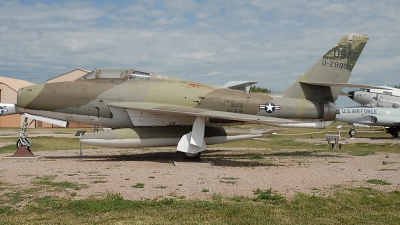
1, 0, 400, 107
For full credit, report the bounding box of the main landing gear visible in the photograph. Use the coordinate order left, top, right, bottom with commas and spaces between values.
182, 152, 202, 159
386, 127, 399, 138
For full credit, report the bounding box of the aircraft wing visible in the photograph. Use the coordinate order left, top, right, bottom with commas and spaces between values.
109, 102, 300, 125
300, 82, 392, 90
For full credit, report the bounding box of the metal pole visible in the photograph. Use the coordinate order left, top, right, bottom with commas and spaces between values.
79, 133, 83, 157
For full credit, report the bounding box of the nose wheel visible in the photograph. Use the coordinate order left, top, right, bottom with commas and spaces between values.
17, 116, 35, 151
348, 123, 356, 138
16, 138, 31, 151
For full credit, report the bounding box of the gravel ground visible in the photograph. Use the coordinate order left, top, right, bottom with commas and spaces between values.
1, 139, 399, 201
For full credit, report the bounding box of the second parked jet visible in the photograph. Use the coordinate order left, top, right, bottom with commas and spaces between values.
336, 106, 400, 137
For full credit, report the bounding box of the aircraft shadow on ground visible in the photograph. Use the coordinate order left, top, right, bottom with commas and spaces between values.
43, 149, 345, 168
368, 137, 400, 140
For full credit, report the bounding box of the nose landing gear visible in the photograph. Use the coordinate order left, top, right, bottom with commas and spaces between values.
11, 117, 36, 157
348, 123, 356, 138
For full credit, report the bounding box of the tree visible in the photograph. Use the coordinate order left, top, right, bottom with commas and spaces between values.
394, 85, 400, 89
249, 85, 272, 93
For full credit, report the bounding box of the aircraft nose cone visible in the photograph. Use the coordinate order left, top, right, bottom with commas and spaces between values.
348, 91, 355, 100
17, 84, 45, 109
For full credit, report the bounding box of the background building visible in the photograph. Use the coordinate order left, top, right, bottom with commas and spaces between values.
0, 76, 34, 127
0, 68, 90, 128
47, 68, 90, 83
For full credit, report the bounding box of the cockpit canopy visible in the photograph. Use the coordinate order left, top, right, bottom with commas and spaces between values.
81, 69, 150, 80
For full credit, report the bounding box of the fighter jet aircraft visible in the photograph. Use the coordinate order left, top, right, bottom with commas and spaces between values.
0, 33, 369, 157
347, 86, 400, 108
336, 106, 400, 137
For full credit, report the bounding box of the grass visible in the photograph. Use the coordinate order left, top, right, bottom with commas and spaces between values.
1, 127, 400, 223
33, 175, 88, 191
0, 136, 104, 154
367, 179, 391, 185
253, 188, 286, 203
213, 137, 400, 155
0, 189, 400, 224
92, 180, 108, 184
1, 125, 399, 155
132, 183, 144, 188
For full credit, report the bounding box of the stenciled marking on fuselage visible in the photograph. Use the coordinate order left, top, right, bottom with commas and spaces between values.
188, 82, 213, 89
226, 100, 244, 113
259, 102, 281, 113
340, 108, 377, 114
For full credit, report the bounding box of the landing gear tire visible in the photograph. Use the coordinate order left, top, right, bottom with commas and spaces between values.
182, 152, 202, 159
16, 138, 31, 151
349, 129, 356, 138
387, 127, 399, 138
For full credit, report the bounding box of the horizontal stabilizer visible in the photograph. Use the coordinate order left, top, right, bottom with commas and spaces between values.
222, 81, 258, 92
340, 91, 350, 96
300, 82, 392, 90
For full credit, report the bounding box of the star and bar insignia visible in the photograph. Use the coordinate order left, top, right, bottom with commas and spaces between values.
259, 102, 280, 113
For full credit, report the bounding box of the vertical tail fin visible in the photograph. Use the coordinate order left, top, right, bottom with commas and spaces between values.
281, 33, 369, 101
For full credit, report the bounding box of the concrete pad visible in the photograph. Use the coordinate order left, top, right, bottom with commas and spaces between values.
173, 161, 214, 166
2, 155, 44, 161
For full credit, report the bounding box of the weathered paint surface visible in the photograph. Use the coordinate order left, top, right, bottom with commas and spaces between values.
15, 33, 369, 130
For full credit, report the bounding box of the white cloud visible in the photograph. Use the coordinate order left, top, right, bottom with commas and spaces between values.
177, 51, 215, 59
0, 0, 399, 92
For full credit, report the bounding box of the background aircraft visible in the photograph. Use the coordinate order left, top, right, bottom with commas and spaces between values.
336, 106, 400, 137
348, 86, 400, 108
0, 33, 369, 158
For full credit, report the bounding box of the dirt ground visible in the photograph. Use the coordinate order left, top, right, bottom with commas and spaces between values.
0, 132, 399, 202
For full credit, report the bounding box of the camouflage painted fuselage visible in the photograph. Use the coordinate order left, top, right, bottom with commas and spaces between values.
14, 33, 368, 129
17, 72, 332, 128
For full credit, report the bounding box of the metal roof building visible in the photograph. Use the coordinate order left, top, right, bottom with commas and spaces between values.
0, 69, 90, 128
47, 68, 90, 83
0, 76, 35, 127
